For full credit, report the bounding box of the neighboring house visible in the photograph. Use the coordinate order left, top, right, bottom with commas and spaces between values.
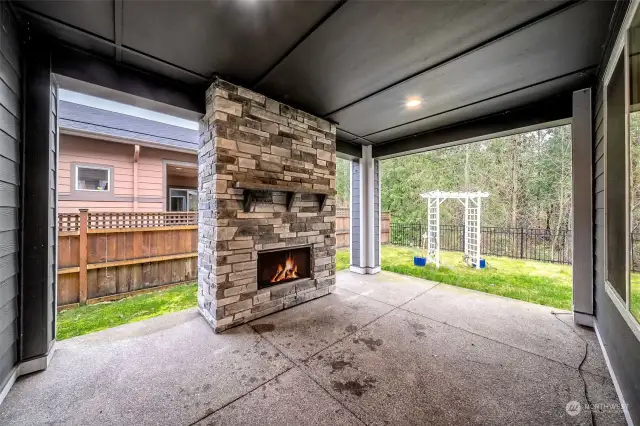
58, 100, 198, 213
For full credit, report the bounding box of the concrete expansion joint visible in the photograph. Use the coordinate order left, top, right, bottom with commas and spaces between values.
187, 364, 296, 426
551, 311, 595, 426
247, 322, 369, 425
337, 280, 598, 380
240, 283, 449, 425
393, 298, 593, 374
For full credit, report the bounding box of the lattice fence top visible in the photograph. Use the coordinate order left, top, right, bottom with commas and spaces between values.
58, 213, 81, 232
336, 207, 350, 217
58, 211, 197, 232
88, 212, 197, 229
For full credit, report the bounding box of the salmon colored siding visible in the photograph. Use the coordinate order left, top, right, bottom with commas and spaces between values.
58, 134, 197, 213
167, 174, 197, 188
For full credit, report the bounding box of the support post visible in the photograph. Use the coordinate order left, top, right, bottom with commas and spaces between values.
350, 146, 381, 274
78, 209, 89, 304
21, 39, 57, 363
572, 88, 594, 327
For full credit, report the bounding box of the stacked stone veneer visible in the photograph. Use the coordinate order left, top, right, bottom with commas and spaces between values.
198, 78, 337, 332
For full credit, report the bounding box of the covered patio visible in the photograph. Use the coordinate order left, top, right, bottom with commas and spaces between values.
2, 1, 639, 423
0, 271, 624, 425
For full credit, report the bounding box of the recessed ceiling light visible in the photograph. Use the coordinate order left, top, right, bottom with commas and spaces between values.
176, 167, 183, 170
406, 99, 422, 108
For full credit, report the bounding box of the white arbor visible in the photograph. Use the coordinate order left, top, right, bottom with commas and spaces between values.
420, 191, 489, 268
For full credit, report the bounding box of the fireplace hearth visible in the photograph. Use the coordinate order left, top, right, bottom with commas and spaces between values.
258, 246, 311, 289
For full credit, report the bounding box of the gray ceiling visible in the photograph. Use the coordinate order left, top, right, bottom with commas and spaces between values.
15, 0, 616, 149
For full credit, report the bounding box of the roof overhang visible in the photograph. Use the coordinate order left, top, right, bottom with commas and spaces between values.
59, 127, 197, 155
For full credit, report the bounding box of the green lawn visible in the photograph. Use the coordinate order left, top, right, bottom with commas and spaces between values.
631, 276, 640, 322
338, 245, 573, 310
339, 245, 640, 314
57, 246, 640, 340
57, 282, 197, 340
336, 248, 350, 271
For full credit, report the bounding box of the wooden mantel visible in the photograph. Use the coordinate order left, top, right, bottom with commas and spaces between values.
233, 181, 336, 212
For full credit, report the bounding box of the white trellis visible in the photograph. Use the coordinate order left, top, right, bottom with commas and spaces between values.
420, 191, 489, 268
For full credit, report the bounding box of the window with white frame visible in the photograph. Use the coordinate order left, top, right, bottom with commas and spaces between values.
169, 188, 197, 212
629, 10, 640, 323
75, 166, 110, 191
604, 4, 640, 328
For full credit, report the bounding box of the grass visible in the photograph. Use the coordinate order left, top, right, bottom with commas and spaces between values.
336, 248, 350, 272
57, 246, 640, 340
339, 245, 640, 314
57, 282, 197, 340
338, 245, 574, 310
631, 276, 640, 322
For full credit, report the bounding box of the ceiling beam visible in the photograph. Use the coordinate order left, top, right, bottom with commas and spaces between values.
337, 127, 376, 145
323, 0, 581, 118
372, 93, 574, 159
51, 44, 205, 118
594, 0, 630, 80
114, 0, 123, 62
15, 4, 209, 82
337, 139, 362, 158
252, 0, 349, 88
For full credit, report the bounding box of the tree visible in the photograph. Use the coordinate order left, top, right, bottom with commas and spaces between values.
332, 125, 573, 234
336, 158, 350, 208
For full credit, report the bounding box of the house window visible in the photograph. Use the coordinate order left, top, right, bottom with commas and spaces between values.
75, 166, 110, 191
630, 11, 640, 322
604, 5, 640, 328
605, 51, 627, 303
169, 188, 197, 212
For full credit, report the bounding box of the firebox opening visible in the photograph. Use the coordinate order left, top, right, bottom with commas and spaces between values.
257, 246, 311, 289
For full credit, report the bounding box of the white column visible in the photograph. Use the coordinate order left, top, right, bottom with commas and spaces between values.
572, 88, 594, 327
350, 145, 381, 274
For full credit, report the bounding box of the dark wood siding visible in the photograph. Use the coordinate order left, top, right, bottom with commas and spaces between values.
593, 2, 640, 424
0, 3, 20, 391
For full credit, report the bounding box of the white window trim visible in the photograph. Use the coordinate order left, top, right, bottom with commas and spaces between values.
74, 165, 112, 192
169, 187, 197, 212
603, 0, 640, 339
605, 282, 640, 341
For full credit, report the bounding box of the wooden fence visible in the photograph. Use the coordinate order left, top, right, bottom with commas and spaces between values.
336, 208, 390, 248
57, 210, 198, 310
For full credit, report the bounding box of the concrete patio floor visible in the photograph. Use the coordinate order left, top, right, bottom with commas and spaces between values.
0, 271, 625, 425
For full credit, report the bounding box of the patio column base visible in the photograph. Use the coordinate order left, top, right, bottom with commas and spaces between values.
350, 146, 381, 274
0, 343, 56, 405
573, 311, 594, 328
349, 266, 381, 274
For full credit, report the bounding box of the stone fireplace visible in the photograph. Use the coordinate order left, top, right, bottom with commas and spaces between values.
198, 78, 337, 332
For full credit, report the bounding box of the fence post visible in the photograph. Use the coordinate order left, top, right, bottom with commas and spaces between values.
520, 227, 524, 259
78, 209, 88, 304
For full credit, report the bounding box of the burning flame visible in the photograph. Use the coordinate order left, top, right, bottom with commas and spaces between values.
270, 255, 299, 283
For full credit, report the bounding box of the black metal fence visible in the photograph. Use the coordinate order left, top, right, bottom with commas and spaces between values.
388, 223, 573, 264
